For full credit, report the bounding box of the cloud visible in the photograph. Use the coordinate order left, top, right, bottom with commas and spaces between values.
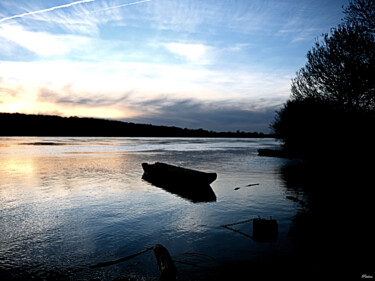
0, 41, 290, 131
0, 85, 17, 98
38, 86, 132, 107
33, 80, 283, 132
143, 0, 307, 36
0, 0, 95, 23
275, 0, 345, 44
0, 23, 91, 56
0, 0, 153, 36
34, 83, 280, 133
128, 97, 279, 133
0, 59, 291, 105
86, 0, 152, 14
0, 77, 18, 98
1, 62, 285, 132
163, 42, 212, 64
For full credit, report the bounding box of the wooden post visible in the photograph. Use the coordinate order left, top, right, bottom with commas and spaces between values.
252, 217, 278, 242
153, 244, 177, 281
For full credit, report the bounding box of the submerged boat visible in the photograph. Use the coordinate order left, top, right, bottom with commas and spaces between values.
141, 162, 217, 185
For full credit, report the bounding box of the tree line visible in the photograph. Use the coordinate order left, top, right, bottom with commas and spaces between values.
0, 112, 268, 138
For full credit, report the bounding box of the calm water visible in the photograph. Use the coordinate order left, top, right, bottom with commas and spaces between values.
0, 137, 301, 280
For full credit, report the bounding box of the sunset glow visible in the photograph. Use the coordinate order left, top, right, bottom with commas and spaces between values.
0, 0, 347, 132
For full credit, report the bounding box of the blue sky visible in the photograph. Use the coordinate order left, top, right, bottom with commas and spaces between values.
0, 0, 348, 132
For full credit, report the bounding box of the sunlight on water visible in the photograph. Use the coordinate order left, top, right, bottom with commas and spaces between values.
0, 137, 297, 280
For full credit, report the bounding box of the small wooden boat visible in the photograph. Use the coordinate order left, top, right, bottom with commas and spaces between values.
141, 162, 217, 185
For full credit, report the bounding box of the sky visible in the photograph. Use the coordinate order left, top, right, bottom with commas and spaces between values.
0, 0, 348, 132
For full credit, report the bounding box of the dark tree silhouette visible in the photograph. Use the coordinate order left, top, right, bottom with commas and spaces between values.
343, 0, 375, 33
291, 24, 375, 111
0, 113, 266, 138
271, 98, 374, 158
272, 0, 375, 159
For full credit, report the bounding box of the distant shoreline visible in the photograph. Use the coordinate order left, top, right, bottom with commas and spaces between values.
1, 113, 273, 138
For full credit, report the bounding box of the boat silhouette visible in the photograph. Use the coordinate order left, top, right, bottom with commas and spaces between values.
142, 162, 217, 203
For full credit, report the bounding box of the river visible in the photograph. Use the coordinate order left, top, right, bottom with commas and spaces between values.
2, 137, 365, 280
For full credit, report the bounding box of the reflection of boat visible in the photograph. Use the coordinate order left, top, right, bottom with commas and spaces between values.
142, 173, 217, 203
141, 162, 217, 185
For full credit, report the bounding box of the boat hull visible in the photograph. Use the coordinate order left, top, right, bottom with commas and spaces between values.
141, 162, 217, 185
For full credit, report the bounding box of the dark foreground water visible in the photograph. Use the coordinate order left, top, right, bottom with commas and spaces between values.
0, 138, 373, 280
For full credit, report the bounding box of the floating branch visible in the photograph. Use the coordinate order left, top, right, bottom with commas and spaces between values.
222, 225, 254, 239
221, 218, 254, 239
286, 195, 305, 206
221, 217, 278, 242
234, 183, 260, 190
90, 247, 154, 268
221, 218, 254, 227
90, 244, 178, 280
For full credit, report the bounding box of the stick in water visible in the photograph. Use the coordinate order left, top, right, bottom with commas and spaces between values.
234, 183, 259, 190
90, 247, 154, 268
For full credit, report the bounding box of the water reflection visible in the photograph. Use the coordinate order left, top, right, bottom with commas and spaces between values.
1, 137, 303, 281
142, 173, 216, 203
0, 146, 150, 280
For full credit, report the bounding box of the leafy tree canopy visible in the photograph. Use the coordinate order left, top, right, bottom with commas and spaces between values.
291, 15, 375, 111
343, 0, 375, 34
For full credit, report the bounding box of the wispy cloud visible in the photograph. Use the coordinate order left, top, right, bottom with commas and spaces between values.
0, 0, 153, 35
85, 0, 151, 14
163, 42, 212, 64
0, 59, 291, 102
0, 0, 95, 23
0, 23, 91, 56
38, 86, 133, 107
